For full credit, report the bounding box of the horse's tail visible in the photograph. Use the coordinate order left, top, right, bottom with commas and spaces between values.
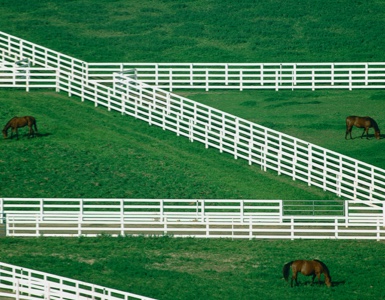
313, 259, 330, 275
282, 261, 293, 281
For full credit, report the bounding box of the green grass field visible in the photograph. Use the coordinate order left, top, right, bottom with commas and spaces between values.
2, 237, 385, 300
1, 1, 385, 299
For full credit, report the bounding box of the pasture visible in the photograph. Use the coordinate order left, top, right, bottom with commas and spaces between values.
1, 236, 385, 300
1, 0, 385, 299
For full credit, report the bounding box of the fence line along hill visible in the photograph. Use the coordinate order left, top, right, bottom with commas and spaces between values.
0, 31, 384, 203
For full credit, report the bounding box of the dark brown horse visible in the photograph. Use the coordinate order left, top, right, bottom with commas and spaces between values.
345, 116, 380, 140
283, 259, 332, 287
2, 116, 38, 139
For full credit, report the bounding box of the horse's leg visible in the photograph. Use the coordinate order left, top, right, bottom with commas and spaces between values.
345, 126, 353, 139
28, 125, 34, 138
291, 272, 298, 287
361, 128, 370, 139
10, 128, 17, 139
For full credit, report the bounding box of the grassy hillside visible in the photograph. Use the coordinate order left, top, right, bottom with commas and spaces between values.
1, 237, 385, 300
1, 0, 385, 63
0, 89, 339, 200
182, 89, 385, 170
1, 2, 385, 300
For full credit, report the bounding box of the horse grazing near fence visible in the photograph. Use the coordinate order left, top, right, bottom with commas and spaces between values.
2, 116, 38, 139
283, 259, 332, 287
345, 116, 380, 140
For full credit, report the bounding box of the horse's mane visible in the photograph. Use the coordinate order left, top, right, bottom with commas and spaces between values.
3, 117, 16, 131
4, 116, 17, 126
313, 259, 330, 275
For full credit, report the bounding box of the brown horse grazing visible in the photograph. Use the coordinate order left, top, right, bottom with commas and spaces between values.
345, 116, 380, 140
2, 116, 38, 139
283, 259, 332, 287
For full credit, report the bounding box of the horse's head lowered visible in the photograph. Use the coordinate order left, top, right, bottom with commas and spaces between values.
374, 129, 381, 140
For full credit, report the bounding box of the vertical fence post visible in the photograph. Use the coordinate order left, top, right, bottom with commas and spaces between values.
312, 70, 315, 91
120, 199, 125, 236
15, 279, 20, 300
200, 200, 205, 222
169, 69, 173, 92
164, 217, 167, 236
240, 200, 244, 223
155, 63, 159, 87
344, 201, 349, 228
307, 144, 312, 186
234, 118, 239, 159
225, 63, 229, 86
292, 139, 297, 180
240, 70, 243, 91
376, 219, 380, 241
382, 203, 385, 227
55, 69, 60, 92
249, 217, 253, 240
275, 70, 279, 91
36, 215, 40, 237
45, 282, 51, 300
334, 218, 338, 239
40, 199, 44, 221
78, 214, 82, 237
349, 70, 352, 91
25, 68, 30, 92
260, 64, 264, 86
292, 64, 297, 89
189, 63, 193, 86
365, 63, 369, 86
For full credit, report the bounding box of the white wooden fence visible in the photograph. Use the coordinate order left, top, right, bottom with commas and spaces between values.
4, 211, 385, 240
0, 198, 284, 221
1, 198, 385, 240
0, 262, 156, 300
0, 63, 57, 91
1, 31, 385, 203
87, 62, 385, 91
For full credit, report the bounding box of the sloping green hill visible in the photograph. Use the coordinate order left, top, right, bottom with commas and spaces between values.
0, 89, 339, 200
1, 0, 384, 199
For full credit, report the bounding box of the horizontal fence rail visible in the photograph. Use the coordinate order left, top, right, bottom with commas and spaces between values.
86, 62, 385, 91
0, 262, 156, 300
0, 198, 284, 222
1, 31, 385, 203
0, 65, 57, 91
1, 199, 385, 240
5, 214, 385, 240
